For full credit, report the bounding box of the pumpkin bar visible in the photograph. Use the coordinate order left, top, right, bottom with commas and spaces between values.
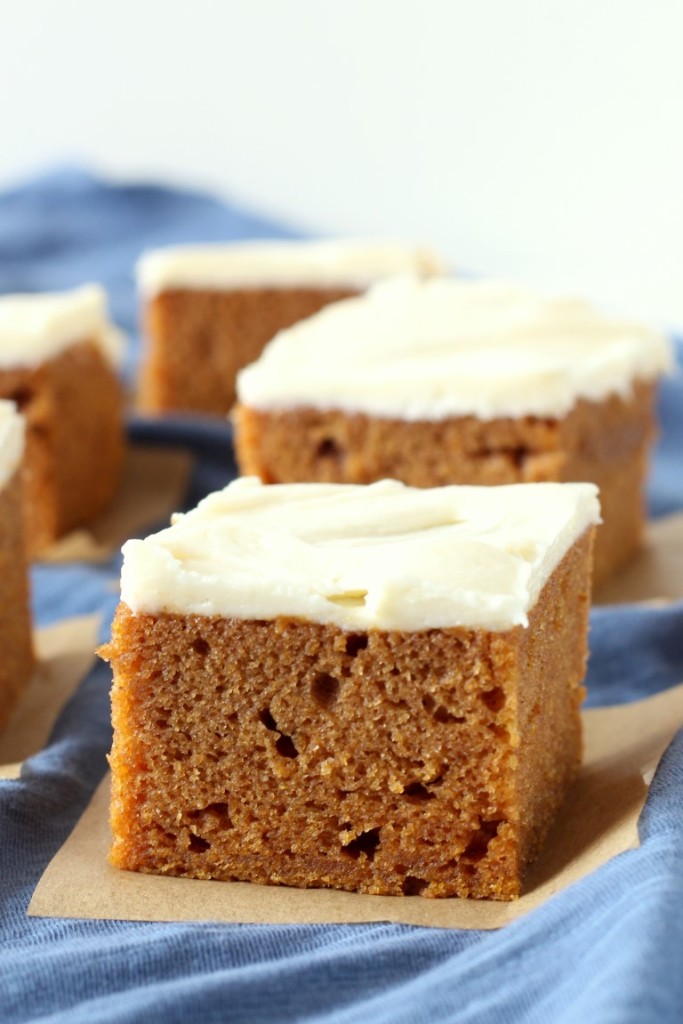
235, 278, 672, 585
102, 477, 600, 900
0, 401, 33, 731
137, 240, 446, 415
0, 285, 126, 556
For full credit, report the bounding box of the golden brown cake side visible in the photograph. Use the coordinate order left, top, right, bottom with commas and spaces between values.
557, 381, 656, 585
234, 381, 654, 586
234, 405, 565, 487
0, 340, 125, 557
139, 286, 358, 416
0, 468, 34, 731
513, 531, 592, 865
103, 528, 593, 901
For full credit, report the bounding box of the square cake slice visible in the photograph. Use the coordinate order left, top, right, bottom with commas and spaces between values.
234, 278, 672, 586
137, 240, 446, 415
0, 401, 34, 731
0, 285, 126, 556
102, 477, 600, 900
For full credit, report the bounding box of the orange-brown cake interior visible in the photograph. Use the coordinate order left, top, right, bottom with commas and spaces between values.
0, 468, 34, 731
0, 339, 125, 556
139, 286, 357, 415
103, 528, 593, 901
235, 382, 654, 587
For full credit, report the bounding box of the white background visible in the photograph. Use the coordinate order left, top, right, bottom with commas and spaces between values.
1, 1, 682, 326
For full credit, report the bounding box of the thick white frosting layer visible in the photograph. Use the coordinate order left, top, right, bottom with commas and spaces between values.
138, 240, 446, 294
237, 277, 674, 420
0, 401, 24, 491
0, 285, 124, 370
120, 477, 600, 632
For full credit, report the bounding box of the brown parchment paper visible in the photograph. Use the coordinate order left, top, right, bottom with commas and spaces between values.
0, 617, 99, 780
594, 512, 683, 606
27, 682, 683, 930
40, 445, 193, 564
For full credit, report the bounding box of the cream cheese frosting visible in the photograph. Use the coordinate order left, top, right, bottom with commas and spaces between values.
0, 285, 124, 370
120, 477, 600, 632
137, 240, 447, 295
237, 277, 674, 420
0, 401, 25, 490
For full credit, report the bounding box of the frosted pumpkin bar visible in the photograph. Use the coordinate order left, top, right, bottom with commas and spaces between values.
235, 277, 672, 585
102, 477, 600, 901
137, 240, 445, 415
0, 401, 33, 731
0, 285, 125, 556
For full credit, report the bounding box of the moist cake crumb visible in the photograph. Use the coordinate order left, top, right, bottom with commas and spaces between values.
102, 478, 599, 900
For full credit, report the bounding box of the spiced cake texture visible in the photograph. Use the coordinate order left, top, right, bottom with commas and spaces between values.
0, 286, 126, 556
103, 478, 600, 900
137, 240, 446, 415
0, 402, 34, 731
236, 278, 672, 586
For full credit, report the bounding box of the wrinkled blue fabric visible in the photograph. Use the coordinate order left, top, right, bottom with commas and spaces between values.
1, 169, 682, 1024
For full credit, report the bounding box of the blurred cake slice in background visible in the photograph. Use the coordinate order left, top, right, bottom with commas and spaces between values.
235, 277, 673, 585
0, 400, 33, 731
137, 240, 447, 416
0, 285, 126, 557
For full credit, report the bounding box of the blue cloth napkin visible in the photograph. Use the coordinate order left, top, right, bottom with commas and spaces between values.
1, 168, 682, 1024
